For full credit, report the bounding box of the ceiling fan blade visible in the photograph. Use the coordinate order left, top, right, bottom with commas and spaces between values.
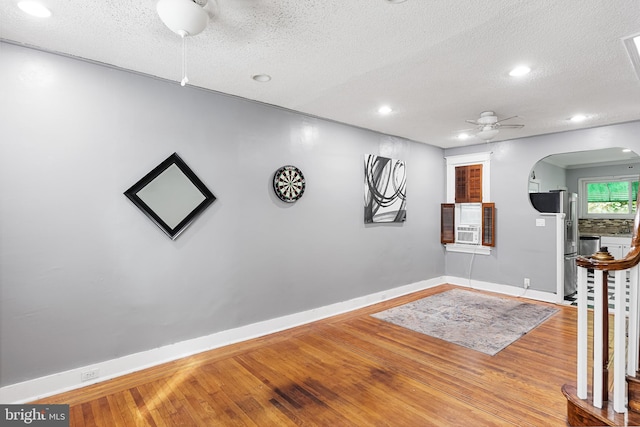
454, 128, 477, 133
497, 124, 524, 128
465, 119, 480, 125
495, 115, 518, 124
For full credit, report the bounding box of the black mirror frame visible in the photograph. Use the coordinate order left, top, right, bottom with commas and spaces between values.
124, 152, 216, 240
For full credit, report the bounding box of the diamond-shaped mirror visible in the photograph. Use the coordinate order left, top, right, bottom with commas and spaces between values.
124, 153, 215, 239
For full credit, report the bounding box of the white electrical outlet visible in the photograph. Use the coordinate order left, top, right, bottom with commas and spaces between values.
524, 278, 530, 289
81, 368, 100, 382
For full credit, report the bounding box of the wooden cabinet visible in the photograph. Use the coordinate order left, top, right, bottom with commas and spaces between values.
600, 236, 632, 259
607, 244, 624, 259
455, 164, 483, 203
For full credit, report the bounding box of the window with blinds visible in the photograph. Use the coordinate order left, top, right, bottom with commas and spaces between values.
583, 178, 639, 216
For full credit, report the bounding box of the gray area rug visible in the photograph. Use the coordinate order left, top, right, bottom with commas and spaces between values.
371, 289, 559, 356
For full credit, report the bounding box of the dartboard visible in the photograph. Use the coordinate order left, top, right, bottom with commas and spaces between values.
273, 165, 305, 203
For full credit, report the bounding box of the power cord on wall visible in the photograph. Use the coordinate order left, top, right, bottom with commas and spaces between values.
466, 241, 529, 298
467, 241, 480, 289
515, 283, 529, 298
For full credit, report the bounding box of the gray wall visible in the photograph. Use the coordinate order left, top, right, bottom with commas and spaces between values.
0, 42, 446, 386
532, 160, 567, 192
444, 122, 640, 292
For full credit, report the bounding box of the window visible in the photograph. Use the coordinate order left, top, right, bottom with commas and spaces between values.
440, 203, 495, 247
444, 152, 493, 254
579, 176, 639, 218
445, 152, 490, 203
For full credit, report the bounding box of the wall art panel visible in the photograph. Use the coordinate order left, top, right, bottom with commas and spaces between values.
364, 154, 407, 223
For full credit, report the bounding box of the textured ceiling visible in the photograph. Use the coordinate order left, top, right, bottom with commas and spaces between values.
1, 0, 640, 148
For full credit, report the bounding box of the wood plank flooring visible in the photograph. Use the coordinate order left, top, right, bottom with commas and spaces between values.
34, 284, 578, 426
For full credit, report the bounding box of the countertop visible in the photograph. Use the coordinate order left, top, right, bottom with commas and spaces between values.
580, 233, 632, 238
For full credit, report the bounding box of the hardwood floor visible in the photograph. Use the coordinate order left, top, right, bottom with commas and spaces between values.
34, 284, 577, 426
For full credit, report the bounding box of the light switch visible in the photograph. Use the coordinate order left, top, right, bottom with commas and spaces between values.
536, 218, 545, 227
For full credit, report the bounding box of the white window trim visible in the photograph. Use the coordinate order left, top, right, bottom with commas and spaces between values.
445, 243, 491, 255
578, 175, 638, 219
444, 152, 492, 254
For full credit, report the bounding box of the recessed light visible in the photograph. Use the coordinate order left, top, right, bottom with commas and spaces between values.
378, 105, 393, 115
569, 114, 588, 123
509, 65, 531, 77
623, 148, 632, 153
252, 74, 271, 82
458, 133, 471, 140
386, 0, 407, 3
17, 1, 51, 18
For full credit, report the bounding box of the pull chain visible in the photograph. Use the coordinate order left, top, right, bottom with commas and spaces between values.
180, 31, 189, 87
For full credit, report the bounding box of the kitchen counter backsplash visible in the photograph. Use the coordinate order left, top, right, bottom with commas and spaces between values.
579, 218, 633, 235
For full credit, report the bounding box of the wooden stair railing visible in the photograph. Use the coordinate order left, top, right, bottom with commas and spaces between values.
563, 203, 640, 426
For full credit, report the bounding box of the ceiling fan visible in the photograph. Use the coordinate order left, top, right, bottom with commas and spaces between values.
461, 111, 524, 141
156, 0, 212, 86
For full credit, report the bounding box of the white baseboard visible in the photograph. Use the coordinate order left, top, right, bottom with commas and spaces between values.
0, 277, 444, 404
0, 276, 560, 403
444, 275, 559, 303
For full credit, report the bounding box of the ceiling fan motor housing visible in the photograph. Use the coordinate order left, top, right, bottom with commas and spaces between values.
477, 111, 498, 125
157, 0, 209, 36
